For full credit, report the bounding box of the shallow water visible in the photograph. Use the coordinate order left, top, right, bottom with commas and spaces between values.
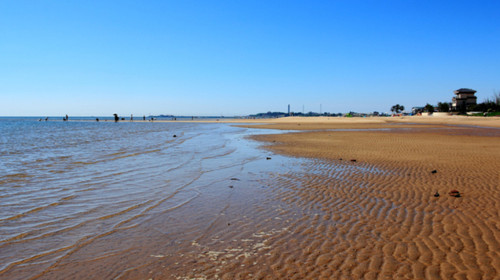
2, 119, 498, 279
0, 119, 301, 278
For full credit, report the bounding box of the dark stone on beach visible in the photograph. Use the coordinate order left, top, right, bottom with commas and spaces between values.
431, 170, 437, 174
173, 135, 177, 138
434, 192, 440, 197
350, 159, 357, 162
227, 223, 231, 226
339, 158, 342, 161
229, 185, 233, 188
449, 190, 461, 197
230, 178, 240, 181
266, 157, 271, 160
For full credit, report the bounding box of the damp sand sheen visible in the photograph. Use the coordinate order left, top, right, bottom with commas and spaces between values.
0, 117, 499, 279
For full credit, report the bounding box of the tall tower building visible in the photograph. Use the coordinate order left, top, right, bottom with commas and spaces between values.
288, 104, 290, 115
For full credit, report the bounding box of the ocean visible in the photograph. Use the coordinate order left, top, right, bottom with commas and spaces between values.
0, 118, 299, 279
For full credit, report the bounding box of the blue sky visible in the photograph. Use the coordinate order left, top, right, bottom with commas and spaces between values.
1, 0, 499, 116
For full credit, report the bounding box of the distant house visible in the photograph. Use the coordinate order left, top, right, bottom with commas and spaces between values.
412, 107, 424, 115
452, 88, 477, 111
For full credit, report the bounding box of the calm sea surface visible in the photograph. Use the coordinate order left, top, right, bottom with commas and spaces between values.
0, 118, 292, 278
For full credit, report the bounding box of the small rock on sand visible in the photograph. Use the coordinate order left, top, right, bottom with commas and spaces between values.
449, 190, 461, 197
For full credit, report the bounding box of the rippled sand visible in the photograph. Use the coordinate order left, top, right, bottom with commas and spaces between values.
2, 118, 499, 279
245, 122, 500, 279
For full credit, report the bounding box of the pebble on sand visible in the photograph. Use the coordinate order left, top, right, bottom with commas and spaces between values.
449, 190, 461, 197
431, 170, 437, 174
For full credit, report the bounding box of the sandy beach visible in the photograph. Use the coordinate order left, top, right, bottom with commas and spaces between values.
238, 116, 500, 279
121, 116, 500, 279
4, 0, 499, 278
234, 115, 500, 128
1, 116, 499, 280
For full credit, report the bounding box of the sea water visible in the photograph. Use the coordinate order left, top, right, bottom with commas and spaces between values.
0, 118, 292, 277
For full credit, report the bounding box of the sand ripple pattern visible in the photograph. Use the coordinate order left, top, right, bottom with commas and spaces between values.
107, 126, 499, 280
228, 126, 499, 280
1, 121, 498, 279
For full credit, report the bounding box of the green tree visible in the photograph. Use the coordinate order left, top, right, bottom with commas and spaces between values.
473, 92, 500, 113
437, 102, 450, 112
488, 91, 500, 105
424, 104, 434, 113
390, 104, 405, 114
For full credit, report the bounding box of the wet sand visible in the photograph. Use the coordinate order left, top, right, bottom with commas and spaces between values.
3, 117, 499, 279
242, 118, 500, 279
95, 118, 499, 279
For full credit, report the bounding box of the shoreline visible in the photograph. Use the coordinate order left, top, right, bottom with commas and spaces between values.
137, 115, 500, 128
4, 115, 500, 128
241, 119, 500, 279
1, 118, 499, 279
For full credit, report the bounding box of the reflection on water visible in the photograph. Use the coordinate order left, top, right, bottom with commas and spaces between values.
0, 119, 290, 277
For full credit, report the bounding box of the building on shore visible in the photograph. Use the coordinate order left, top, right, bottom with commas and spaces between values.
452, 88, 477, 111
411, 107, 424, 115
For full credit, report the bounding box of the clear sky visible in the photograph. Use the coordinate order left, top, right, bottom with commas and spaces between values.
1, 0, 499, 116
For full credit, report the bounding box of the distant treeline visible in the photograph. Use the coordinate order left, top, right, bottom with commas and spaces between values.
249, 112, 346, 118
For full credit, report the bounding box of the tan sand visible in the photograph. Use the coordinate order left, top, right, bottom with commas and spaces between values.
6, 117, 497, 279
235, 115, 500, 129
119, 114, 500, 128
239, 119, 500, 279
137, 117, 498, 279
